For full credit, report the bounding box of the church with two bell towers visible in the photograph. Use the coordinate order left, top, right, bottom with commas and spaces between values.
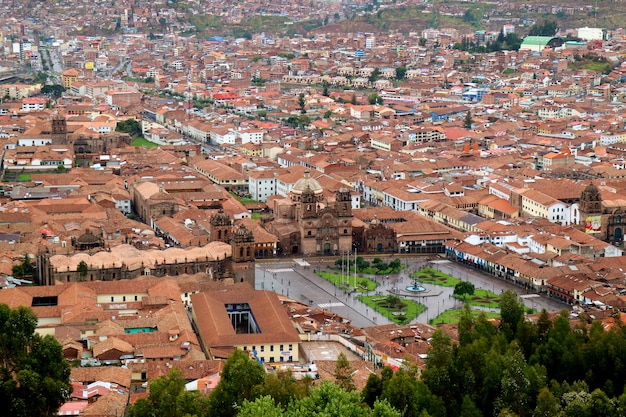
264, 170, 354, 256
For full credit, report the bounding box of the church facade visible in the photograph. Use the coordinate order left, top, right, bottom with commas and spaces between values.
264, 170, 354, 256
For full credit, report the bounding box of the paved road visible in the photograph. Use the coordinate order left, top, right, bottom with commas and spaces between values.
255, 257, 568, 328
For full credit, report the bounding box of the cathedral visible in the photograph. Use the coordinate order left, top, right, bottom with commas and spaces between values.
264, 170, 354, 256
578, 182, 626, 246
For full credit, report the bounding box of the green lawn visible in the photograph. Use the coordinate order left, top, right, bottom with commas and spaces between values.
411, 267, 460, 287
430, 308, 500, 326
131, 137, 159, 148
358, 294, 426, 325
317, 271, 377, 292
230, 192, 261, 205
251, 212, 264, 221
454, 289, 502, 309
17, 173, 31, 181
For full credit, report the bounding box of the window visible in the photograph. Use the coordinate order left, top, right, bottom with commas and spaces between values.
288, 344, 293, 351
280, 344, 284, 351
135, 295, 138, 301
123, 296, 126, 302
111, 296, 114, 302
260, 346, 265, 352
270, 345, 274, 352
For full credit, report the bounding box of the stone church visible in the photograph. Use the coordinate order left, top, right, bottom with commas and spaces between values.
264, 170, 354, 256
578, 182, 626, 246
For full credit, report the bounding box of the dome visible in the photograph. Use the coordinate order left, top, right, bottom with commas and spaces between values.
291, 170, 323, 196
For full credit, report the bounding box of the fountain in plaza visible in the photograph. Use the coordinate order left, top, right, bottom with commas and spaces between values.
406, 275, 426, 293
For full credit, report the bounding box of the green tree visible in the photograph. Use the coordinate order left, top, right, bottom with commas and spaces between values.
460, 395, 483, 417
291, 381, 401, 417
395, 67, 407, 80
368, 67, 381, 83
382, 368, 445, 417
0, 304, 71, 417
351, 93, 358, 105
453, 281, 475, 300
128, 368, 208, 417
323, 109, 332, 119
41, 84, 66, 99
115, 118, 141, 137
464, 110, 473, 129
298, 114, 310, 128
11, 255, 35, 278
298, 93, 306, 114
499, 290, 524, 341
208, 349, 266, 417
528, 20, 558, 36
421, 330, 458, 411
238, 395, 284, 417
362, 372, 383, 407
533, 387, 561, 417
255, 369, 310, 408
334, 352, 356, 392
77, 260, 89, 281
368, 92, 382, 105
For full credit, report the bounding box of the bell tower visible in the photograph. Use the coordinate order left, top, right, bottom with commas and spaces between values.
51, 113, 67, 144
230, 225, 255, 284
579, 183, 602, 215
301, 186, 318, 219
209, 209, 232, 243
335, 187, 352, 217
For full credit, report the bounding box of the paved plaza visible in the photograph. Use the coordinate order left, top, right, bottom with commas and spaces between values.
255, 256, 568, 329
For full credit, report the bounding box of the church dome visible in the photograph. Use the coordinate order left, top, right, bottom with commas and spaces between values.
291, 170, 323, 196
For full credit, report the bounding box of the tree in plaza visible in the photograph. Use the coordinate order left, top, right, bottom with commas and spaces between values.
0, 304, 71, 417
333, 352, 356, 392
453, 281, 475, 300
208, 349, 266, 417
127, 368, 209, 417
